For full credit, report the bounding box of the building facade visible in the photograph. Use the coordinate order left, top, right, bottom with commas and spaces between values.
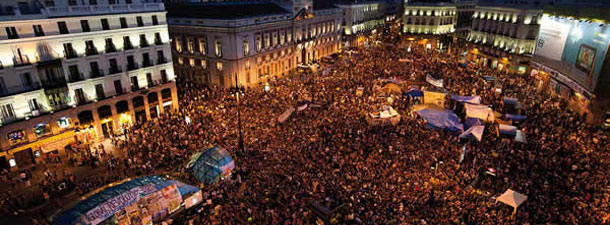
402, 1, 457, 35
455, 0, 476, 37
335, 1, 386, 48
168, 1, 342, 88
0, 0, 178, 170
467, 4, 542, 73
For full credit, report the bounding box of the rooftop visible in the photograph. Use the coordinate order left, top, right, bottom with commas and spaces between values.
313, 0, 340, 10
405, 0, 456, 7
167, 2, 289, 20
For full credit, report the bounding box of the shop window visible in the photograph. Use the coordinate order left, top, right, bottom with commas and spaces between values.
57, 116, 71, 129
8, 130, 26, 144
34, 123, 51, 136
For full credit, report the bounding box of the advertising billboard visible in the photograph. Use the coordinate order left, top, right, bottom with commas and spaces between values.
535, 15, 610, 91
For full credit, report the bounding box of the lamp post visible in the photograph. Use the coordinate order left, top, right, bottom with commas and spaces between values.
234, 72, 244, 151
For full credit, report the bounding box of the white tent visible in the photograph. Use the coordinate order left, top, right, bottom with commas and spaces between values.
496, 189, 527, 214
465, 103, 494, 121
459, 125, 485, 142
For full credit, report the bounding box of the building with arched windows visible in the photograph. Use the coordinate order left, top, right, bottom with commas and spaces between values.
0, 0, 178, 170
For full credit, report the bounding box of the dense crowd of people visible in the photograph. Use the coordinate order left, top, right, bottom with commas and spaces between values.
1, 24, 609, 225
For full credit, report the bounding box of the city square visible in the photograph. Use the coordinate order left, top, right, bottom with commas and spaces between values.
0, 0, 609, 225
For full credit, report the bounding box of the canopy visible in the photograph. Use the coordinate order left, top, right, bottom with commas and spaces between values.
53, 176, 200, 225
368, 106, 401, 126
464, 117, 483, 130
405, 87, 424, 98
459, 125, 485, 142
451, 95, 481, 104
483, 76, 495, 81
188, 146, 235, 185
465, 103, 493, 121
380, 83, 402, 95
503, 97, 520, 105
416, 109, 464, 133
496, 189, 527, 214
426, 73, 444, 88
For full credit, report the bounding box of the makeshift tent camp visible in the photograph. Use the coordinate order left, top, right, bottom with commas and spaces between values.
464, 117, 483, 130
423, 91, 447, 107
53, 176, 200, 225
496, 189, 527, 214
450, 95, 481, 104
405, 87, 424, 98
188, 146, 235, 185
459, 125, 485, 142
416, 109, 464, 132
465, 103, 494, 121
499, 124, 517, 136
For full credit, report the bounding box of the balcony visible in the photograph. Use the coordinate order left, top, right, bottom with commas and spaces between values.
64, 49, 78, 59
157, 57, 167, 64
140, 40, 150, 48
90, 69, 104, 78
42, 3, 165, 18
124, 43, 134, 50
105, 45, 117, 53
69, 73, 85, 82
109, 66, 123, 75
0, 82, 42, 98
142, 60, 153, 68
41, 78, 67, 89
12, 56, 32, 67
155, 38, 163, 45
85, 48, 98, 56
127, 63, 139, 71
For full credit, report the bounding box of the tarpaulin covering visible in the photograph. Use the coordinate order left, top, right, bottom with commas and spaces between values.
405, 87, 424, 98
464, 117, 483, 130
416, 109, 464, 132
499, 124, 517, 136
503, 97, 520, 105
505, 114, 527, 121
459, 125, 485, 142
465, 103, 492, 121
426, 73, 444, 88
496, 189, 527, 214
278, 107, 295, 123
483, 76, 495, 81
424, 91, 447, 107
188, 146, 235, 185
53, 176, 200, 225
451, 95, 481, 104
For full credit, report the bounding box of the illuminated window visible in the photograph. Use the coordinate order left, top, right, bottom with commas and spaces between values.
187, 38, 194, 53
245, 60, 250, 69
189, 58, 195, 67
175, 37, 182, 52
256, 36, 262, 52
177, 57, 183, 65
215, 40, 222, 57
216, 61, 223, 71
201, 59, 207, 69
243, 39, 250, 55
199, 38, 207, 55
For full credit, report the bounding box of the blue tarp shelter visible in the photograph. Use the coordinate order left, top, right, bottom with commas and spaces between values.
464, 117, 483, 130
188, 146, 235, 185
451, 95, 481, 104
483, 76, 495, 81
405, 87, 424, 98
53, 176, 200, 225
505, 114, 527, 121
416, 109, 464, 133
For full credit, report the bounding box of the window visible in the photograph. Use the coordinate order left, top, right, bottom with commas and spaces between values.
152, 15, 159, 25
105, 38, 116, 52
109, 0, 117, 4
264, 34, 270, 49
154, 32, 162, 45
120, 17, 127, 28
243, 40, 250, 55
85, 40, 97, 55
58, 21, 69, 34
28, 99, 39, 111
201, 59, 207, 69
189, 58, 195, 67
74, 88, 85, 104
5, 27, 18, 39
136, 16, 144, 27
101, 18, 109, 30
95, 84, 104, 99
80, 20, 90, 32
216, 61, 223, 71
198, 38, 207, 55
21, 73, 33, 86
160, 70, 168, 83
44, 1, 55, 6
89, 0, 97, 5
114, 80, 122, 95
139, 34, 148, 47
157, 50, 165, 64
123, 36, 133, 50
245, 60, 250, 69
63, 43, 76, 58
126, 0, 132, 3
33, 25, 44, 36
0, 104, 15, 120
68, 65, 81, 81
215, 40, 222, 57
109, 58, 119, 73
130, 76, 139, 90
68, 0, 77, 6
187, 38, 194, 53
146, 73, 153, 86
142, 53, 151, 67
175, 37, 182, 52
90, 61, 101, 77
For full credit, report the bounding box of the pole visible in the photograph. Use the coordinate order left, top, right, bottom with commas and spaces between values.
234, 72, 244, 151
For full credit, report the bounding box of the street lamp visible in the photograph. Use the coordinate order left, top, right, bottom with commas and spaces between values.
234, 72, 244, 151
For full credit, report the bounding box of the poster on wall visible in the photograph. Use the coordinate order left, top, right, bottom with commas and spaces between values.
575, 44, 596, 74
